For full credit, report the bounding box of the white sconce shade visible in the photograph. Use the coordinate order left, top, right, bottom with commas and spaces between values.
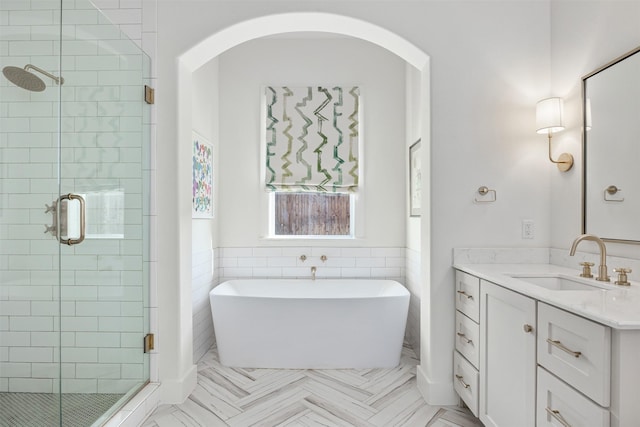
535, 96, 573, 172
536, 97, 565, 134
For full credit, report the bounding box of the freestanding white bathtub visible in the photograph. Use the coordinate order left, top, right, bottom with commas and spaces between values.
209, 279, 410, 369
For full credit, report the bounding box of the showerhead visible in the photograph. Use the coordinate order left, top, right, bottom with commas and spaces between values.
2, 64, 64, 92
2, 66, 46, 92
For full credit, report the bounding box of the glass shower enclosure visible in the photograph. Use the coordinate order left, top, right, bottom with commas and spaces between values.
0, 0, 151, 425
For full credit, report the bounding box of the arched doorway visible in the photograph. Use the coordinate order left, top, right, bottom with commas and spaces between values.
175, 10, 432, 401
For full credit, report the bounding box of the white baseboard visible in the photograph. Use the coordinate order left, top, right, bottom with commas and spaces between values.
416, 364, 459, 406
160, 364, 198, 404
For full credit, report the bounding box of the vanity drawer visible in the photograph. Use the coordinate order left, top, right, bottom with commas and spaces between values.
537, 367, 609, 427
537, 303, 611, 406
455, 310, 479, 369
455, 270, 480, 322
453, 350, 479, 417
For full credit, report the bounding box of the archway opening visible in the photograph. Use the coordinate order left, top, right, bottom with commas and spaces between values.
176, 10, 432, 400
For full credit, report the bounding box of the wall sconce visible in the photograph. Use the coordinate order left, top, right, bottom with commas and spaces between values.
536, 97, 574, 172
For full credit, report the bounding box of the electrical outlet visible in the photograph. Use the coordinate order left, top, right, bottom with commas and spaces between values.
522, 220, 534, 239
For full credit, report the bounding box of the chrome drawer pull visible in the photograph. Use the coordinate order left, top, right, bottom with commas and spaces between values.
546, 338, 582, 358
456, 290, 473, 299
546, 407, 572, 427
455, 374, 470, 389
456, 332, 473, 344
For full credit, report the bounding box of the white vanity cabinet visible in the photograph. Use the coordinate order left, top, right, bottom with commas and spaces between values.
454, 267, 640, 427
479, 280, 536, 427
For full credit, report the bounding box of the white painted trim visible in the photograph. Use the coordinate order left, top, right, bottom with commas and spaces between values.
416, 364, 459, 406
160, 364, 198, 404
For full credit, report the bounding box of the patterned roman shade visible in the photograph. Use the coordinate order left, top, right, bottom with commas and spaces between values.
265, 86, 360, 193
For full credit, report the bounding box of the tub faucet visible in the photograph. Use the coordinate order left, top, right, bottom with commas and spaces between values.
569, 234, 610, 282
311, 266, 317, 281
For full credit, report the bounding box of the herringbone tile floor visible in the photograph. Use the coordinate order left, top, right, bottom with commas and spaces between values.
142, 344, 483, 427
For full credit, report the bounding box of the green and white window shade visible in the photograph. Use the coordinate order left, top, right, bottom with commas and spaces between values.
265, 86, 360, 193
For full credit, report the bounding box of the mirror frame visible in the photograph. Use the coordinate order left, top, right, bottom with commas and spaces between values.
581, 45, 640, 244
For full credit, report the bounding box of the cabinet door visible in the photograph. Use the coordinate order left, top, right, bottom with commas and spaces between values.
480, 280, 536, 427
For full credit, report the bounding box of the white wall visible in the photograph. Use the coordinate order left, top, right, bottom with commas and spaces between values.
405, 63, 422, 356
406, 64, 422, 252
191, 59, 219, 363
217, 37, 406, 248
550, 0, 640, 261
156, 1, 551, 405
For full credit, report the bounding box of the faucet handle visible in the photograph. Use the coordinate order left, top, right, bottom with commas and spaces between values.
613, 268, 632, 286
579, 262, 595, 278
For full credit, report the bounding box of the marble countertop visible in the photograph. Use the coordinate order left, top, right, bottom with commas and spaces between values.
453, 263, 640, 330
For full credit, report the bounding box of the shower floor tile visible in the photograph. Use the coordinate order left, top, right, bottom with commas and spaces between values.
142, 344, 483, 427
0, 392, 124, 427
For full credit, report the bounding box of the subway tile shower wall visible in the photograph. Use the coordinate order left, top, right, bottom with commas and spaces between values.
218, 247, 406, 282
1, 2, 154, 394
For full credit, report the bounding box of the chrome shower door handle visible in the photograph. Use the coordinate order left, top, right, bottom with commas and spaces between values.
58, 193, 85, 245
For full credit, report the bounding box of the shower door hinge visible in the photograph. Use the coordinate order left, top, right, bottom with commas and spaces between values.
143, 333, 155, 353
144, 85, 155, 104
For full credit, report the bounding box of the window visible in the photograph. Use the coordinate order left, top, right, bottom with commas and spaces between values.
273, 192, 352, 236
264, 86, 360, 238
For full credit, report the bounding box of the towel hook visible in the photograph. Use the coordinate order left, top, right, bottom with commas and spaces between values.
474, 186, 496, 203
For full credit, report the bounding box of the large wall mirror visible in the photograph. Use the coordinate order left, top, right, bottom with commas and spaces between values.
582, 45, 640, 243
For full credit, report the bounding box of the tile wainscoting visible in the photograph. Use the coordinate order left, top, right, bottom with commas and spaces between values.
218, 246, 406, 282
192, 248, 218, 363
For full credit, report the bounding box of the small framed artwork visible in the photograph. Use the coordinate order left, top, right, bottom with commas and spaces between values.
409, 139, 422, 217
192, 132, 214, 218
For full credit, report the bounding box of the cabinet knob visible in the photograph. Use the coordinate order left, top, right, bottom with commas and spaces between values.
523, 324, 533, 333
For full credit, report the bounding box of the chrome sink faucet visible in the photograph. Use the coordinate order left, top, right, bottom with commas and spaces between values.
569, 234, 610, 282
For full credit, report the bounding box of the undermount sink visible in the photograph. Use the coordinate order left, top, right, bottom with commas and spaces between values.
508, 274, 609, 291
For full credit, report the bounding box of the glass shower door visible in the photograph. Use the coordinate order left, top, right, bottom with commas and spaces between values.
58, 0, 151, 424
